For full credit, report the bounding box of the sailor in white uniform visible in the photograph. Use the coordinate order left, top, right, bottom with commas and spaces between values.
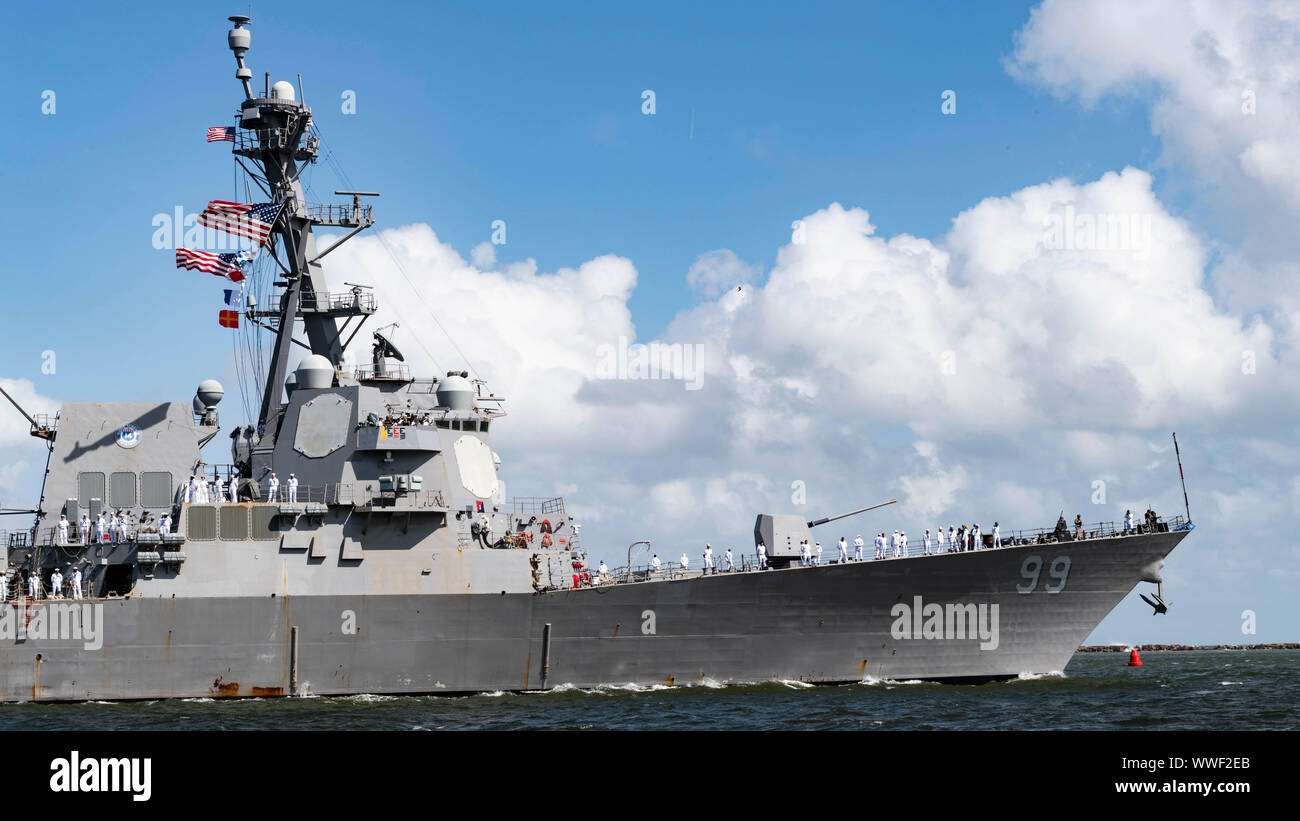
598, 560, 609, 579
72, 567, 83, 599
95, 513, 106, 543
108, 513, 119, 544
230, 477, 239, 503
160, 511, 171, 535
993, 522, 1001, 548
815, 542, 823, 566
948, 526, 956, 552
724, 548, 734, 572
936, 526, 946, 553
28, 571, 39, 599
900, 532, 908, 558
1124, 509, 1134, 534
756, 541, 768, 569
703, 544, 715, 574
679, 553, 689, 569
853, 535, 864, 561
50, 568, 63, 598
57, 515, 69, 546
288, 473, 299, 504
874, 533, 884, 559
838, 537, 849, 563
923, 528, 931, 555
79, 514, 90, 545
120, 513, 132, 542
200, 475, 212, 504
184, 476, 195, 504
972, 524, 981, 551
798, 539, 809, 566
213, 474, 224, 504
651, 554, 661, 573
267, 473, 279, 503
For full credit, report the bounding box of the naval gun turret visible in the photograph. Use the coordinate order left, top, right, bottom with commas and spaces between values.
754, 499, 897, 567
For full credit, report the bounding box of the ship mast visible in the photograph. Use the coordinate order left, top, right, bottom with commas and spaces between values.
223, 15, 378, 444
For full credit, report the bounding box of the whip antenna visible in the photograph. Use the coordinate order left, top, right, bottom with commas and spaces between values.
1172, 432, 1191, 523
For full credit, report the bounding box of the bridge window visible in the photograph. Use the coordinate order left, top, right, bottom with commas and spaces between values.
141, 472, 174, 508
110, 472, 137, 507
187, 506, 217, 540
220, 506, 249, 540
78, 472, 106, 512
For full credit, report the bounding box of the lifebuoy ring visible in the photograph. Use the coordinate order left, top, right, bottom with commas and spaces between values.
541, 533, 553, 548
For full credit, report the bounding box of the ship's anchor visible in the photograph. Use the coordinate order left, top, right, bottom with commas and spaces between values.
1139, 582, 1170, 616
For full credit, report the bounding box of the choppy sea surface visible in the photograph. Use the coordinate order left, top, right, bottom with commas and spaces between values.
1, 650, 1295, 730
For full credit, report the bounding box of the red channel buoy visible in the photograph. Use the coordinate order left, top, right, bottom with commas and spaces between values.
1128, 648, 1143, 666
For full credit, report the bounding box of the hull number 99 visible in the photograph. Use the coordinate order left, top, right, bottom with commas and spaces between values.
1016, 555, 1071, 594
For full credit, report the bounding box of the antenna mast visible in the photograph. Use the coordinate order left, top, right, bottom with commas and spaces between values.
1172, 432, 1191, 523
221, 14, 378, 446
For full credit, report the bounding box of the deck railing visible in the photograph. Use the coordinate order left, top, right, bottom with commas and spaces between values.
510, 497, 567, 516
604, 515, 1189, 585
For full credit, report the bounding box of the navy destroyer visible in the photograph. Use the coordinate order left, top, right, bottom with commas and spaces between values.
0, 16, 1193, 701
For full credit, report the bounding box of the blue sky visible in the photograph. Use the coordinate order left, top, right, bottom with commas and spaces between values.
4, 0, 1160, 366
3, 1, 1295, 646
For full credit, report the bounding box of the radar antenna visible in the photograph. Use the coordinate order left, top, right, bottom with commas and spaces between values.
373, 330, 405, 364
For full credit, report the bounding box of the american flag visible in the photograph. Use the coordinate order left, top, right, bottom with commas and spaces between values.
198, 201, 282, 245
218, 310, 240, 329
175, 248, 252, 283
206, 126, 235, 143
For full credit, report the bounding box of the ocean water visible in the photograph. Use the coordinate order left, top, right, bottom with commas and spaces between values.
1, 650, 1295, 730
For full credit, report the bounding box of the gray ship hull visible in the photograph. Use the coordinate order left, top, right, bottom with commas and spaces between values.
0, 530, 1185, 701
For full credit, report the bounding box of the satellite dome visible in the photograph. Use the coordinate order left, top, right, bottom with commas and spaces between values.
436, 373, 474, 411
197, 379, 224, 409
192, 395, 207, 415
295, 354, 334, 390
271, 80, 296, 101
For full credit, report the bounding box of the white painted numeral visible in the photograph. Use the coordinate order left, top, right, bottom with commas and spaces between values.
1016, 556, 1042, 594
1017, 556, 1071, 594
1045, 557, 1071, 593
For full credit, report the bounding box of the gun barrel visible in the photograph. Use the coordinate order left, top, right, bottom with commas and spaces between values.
0, 384, 37, 428
807, 499, 897, 528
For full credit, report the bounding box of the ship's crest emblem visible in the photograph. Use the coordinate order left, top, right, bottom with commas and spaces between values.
116, 424, 141, 449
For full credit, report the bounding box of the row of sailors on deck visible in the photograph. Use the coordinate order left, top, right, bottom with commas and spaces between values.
628, 524, 1008, 577
183, 472, 299, 504
381, 412, 433, 426
853, 524, 1002, 558
56, 511, 170, 545
650, 545, 740, 575
1, 567, 83, 600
